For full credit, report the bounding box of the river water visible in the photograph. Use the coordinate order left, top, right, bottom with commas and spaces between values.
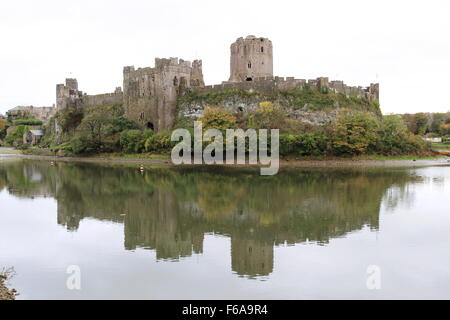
0, 157, 449, 299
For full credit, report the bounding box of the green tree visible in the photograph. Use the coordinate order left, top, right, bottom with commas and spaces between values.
0, 118, 6, 140
200, 107, 237, 130
331, 112, 379, 155
430, 113, 446, 134
440, 123, 450, 136
57, 107, 84, 135
4, 125, 29, 147
414, 113, 429, 135
375, 115, 427, 155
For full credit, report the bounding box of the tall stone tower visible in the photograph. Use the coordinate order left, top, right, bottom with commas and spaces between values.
229, 35, 273, 82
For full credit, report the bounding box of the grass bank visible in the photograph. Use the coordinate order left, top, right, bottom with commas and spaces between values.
432, 142, 450, 150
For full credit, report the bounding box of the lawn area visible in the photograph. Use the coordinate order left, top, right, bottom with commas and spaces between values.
0, 147, 21, 155
432, 142, 450, 150
367, 155, 447, 161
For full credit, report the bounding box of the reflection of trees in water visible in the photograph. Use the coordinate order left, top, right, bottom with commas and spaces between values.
383, 183, 417, 212
0, 162, 421, 278
0, 160, 55, 198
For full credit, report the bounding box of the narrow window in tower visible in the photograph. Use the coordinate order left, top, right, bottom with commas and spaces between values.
248, 62, 252, 69
261, 47, 264, 53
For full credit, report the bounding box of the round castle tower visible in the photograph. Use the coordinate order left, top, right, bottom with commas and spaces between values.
229, 35, 273, 82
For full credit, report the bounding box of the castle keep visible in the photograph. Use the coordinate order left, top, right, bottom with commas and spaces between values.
229, 35, 273, 82
55, 35, 379, 132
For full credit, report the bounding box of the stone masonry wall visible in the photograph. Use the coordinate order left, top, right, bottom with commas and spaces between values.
6, 105, 57, 124
56, 79, 123, 111
123, 57, 204, 131
200, 76, 379, 101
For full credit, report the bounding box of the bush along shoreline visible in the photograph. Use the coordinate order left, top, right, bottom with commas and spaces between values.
2, 100, 433, 160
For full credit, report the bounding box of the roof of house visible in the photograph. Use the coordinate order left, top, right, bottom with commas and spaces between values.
29, 130, 44, 136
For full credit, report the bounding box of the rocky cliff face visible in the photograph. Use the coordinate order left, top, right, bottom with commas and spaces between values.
176, 87, 381, 126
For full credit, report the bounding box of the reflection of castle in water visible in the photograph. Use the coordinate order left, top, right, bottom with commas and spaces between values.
0, 161, 419, 278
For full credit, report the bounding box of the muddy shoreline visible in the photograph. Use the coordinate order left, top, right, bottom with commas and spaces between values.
1, 151, 449, 168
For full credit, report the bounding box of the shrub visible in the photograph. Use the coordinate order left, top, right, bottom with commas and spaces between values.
120, 129, 153, 153
13, 119, 43, 126
200, 107, 237, 130
249, 101, 287, 130
71, 132, 101, 154
108, 117, 136, 135
4, 125, 29, 147
297, 133, 328, 156
331, 112, 379, 155
279, 134, 298, 155
144, 132, 173, 153
279, 133, 328, 156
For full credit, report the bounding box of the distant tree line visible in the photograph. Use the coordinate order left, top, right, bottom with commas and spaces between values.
400, 112, 450, 137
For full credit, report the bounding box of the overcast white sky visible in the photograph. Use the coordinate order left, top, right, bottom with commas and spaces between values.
0, 0, 449, 115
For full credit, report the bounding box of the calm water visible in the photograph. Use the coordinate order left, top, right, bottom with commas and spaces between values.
1, 157, 450, 299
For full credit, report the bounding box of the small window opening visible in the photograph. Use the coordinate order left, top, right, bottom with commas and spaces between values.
248, 62, 252, 69
246, 77, 253, 81
261, 47, 264, 53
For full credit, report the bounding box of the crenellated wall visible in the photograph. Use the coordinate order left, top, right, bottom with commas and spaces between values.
123, 57, 204, 131
198, 76, 379, 101
56, 78, 123, 111
81, 89, 123, 108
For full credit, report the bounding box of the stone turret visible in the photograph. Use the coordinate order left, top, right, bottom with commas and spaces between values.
229, 35, 273, 82
56, 78, 83, 111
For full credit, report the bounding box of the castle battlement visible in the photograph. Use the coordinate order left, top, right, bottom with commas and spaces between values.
154, 57, 197, 69
196, 76, 379, 101
56, 78, 122, 111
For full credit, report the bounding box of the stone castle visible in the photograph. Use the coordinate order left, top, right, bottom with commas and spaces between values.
55, 35, 379, 132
